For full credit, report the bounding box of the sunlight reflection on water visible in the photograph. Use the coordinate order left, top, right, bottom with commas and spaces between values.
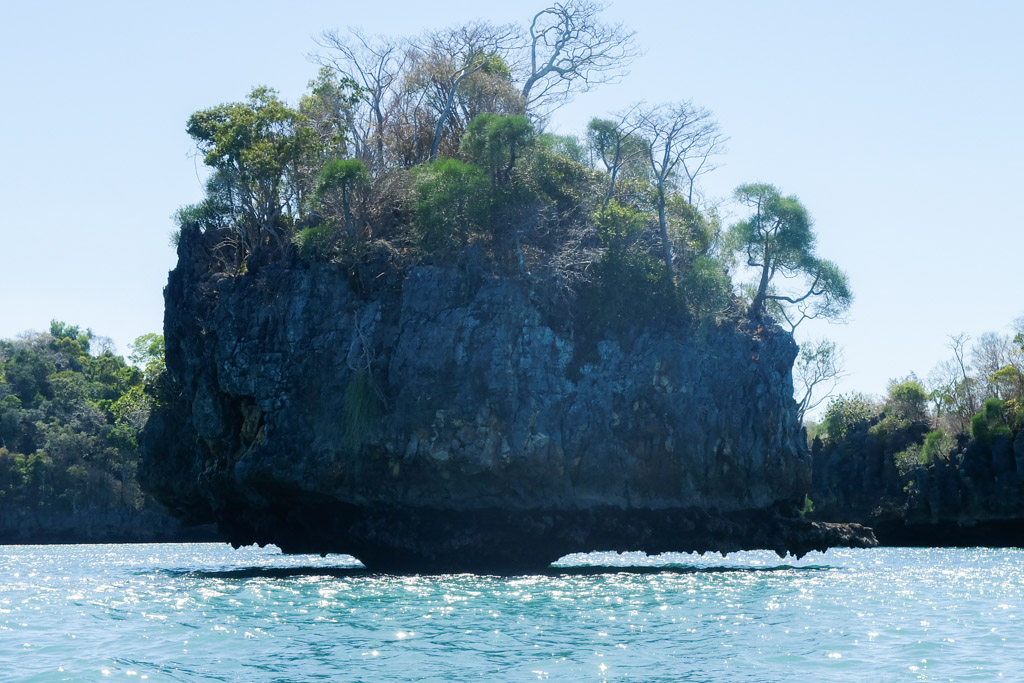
1, 544, 1022, 681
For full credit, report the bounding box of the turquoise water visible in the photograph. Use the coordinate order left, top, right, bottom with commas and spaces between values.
1, 545, 1022, 681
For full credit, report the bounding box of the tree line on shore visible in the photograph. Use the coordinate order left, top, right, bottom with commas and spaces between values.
810, 318, 1024, 478
0, 322, 178, 540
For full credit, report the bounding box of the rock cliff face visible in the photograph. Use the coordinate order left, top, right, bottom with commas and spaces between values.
141, 226, 874, 571
813, 420, 1024, 545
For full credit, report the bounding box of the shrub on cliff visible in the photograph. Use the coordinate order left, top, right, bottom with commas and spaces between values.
971, 398, 1012, 445
677, 255, 732, 321
460, 113, 535, 187
893, 443, 923, 477
524, 135, 602, 212
921, 429, 954, 465
411, 159, 490, 256
579, 200, 676, 330
315, 159, 371, 237
887, 426, 955, 477
868, 413, 912, 440
294, 224, 340, 261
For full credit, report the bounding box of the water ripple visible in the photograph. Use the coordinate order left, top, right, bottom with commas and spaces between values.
2, 544, 1024, 680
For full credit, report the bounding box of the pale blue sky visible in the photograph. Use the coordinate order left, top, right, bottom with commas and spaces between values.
1, 1, 1021, 412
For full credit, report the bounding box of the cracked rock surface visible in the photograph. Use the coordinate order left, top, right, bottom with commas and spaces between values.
142, 226, 875, 571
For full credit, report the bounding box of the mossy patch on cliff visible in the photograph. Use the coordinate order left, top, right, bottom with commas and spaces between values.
341, 371, 382, 452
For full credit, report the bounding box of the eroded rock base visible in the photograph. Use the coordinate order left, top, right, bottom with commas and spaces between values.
216, 500, 876, 573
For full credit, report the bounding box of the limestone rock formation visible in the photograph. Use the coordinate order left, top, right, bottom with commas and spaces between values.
813, 419, 1024, 546
141, 226, 874, 571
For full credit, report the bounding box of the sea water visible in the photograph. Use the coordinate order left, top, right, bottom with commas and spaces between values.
2, 544, 1022, 681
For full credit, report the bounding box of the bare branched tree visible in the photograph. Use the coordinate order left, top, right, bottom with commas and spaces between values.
630, 101, 723, 280
679, 127, 727, 205
314, 6, 640, 165
972, 331, 1013, 399
948, 333, 976, 416
520, 0, 638, 113
410, 21, 519, 161
928, 336, 977, 434
795, 338, 846, 423
1013, 315, 1024, 339
314, 28, 408, 171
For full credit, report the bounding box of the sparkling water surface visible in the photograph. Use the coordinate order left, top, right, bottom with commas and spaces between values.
1, 544, 1022, 681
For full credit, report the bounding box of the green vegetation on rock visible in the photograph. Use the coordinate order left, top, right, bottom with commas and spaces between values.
138, 3, 884, 565
811, 318, 1024, 539
172, 3, 851, 345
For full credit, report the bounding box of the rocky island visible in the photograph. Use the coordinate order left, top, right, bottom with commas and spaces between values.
140, 8, 874, 570
141, 221, 873, 571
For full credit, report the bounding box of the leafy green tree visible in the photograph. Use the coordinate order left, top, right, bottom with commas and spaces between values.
63, 463, 89, 513
455, 53, 522, 124
523, 135, 600, 209
88, 351, 140, 400
991, 364, 1024, 403
586, 114, 647, 209
821, 392, 877, 442
299, 68, 362, 162
4, 345, 55, 407
581, 200, 675, 329
129, 334, 165, 384
49, 321, 92, 353
594, 199, 653, 257
665, 196, 719, 262
186, 87, 319, 257
47, 370, 96, 427
314, 159, 371, 236
108, 385, 151, 449
971, 398, 1012, 444
886, 377, 929, 421
726, 183, 851, 326
537, 133, 587, 164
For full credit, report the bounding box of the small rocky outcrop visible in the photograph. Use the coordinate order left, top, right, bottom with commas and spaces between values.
141, 226, 874, 571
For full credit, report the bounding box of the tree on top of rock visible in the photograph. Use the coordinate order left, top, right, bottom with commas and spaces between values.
520, 1, 639, 113
726, 183, 851, 329
185, 87, 326, 258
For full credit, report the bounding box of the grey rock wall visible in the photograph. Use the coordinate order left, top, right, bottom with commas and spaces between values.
142, 226, 873, 570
